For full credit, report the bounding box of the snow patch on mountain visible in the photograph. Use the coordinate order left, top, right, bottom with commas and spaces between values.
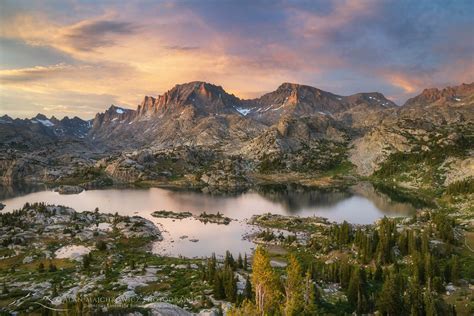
37, 119, 55, 127
235, 107, 251, 116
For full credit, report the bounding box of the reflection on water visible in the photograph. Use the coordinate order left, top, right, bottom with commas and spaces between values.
350, 183, 417, 215
0, 183, 48, 200
255, 184, 352, 213
0, 183, 416, 258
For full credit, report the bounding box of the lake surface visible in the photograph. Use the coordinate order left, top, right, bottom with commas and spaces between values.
0, 184, 416, 258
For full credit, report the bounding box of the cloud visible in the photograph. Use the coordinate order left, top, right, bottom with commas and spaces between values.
0, 63, 74, 83
0, 13, 139, 57
60, 19, 138, 52
163, 45, 200, 51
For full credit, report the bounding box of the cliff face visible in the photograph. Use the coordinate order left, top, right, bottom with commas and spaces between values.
136, 82, 242, 117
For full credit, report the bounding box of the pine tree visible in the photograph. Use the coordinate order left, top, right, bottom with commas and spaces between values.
244, 275, 253, 300
407, 277, 424, 316
227, 299, 259, 316
450, 255, 460, 285
347, 266, 360, 309
243, 253, 248, 271
397, 230, 408, 256
48, 262, 57, 272
377, 270, 403, 315
208, 253, 217, 281
284, 255, 304, 316
424, 288, 437, 316
412, 251, 425, 284
213, 272, 225, 299
251, 246, 282, 315
339, 259, 352, 289
224, 266, 237, 302
237, 253, 243, 269
376, 217, 397, 264
303, 270, 318, 315
225, 250, 235, 270
347, 266, 368, 314
373, 265, 383, 282
424, 254, 434, 286
83, 253, 91, 270
52, 283, 58, 297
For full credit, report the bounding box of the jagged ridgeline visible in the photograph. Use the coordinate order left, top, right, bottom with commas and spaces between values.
0, 81, 473, 196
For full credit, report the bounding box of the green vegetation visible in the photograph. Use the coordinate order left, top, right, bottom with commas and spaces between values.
250, 213, 329, 233
56, 166, 113, 187
373, 123, 473, 197
232, 210, 473, 315
197, 212, 232, 225
151, 210, 193, 219
446, 177, 474, 195
258, 153, 286, 174
258, 140, 352, 177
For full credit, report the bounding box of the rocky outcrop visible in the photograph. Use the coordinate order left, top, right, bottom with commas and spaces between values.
442, 157, 474, 185
54, 185, 84, 195
104, 159, 147, 182
349, 127, 411, 176
200, 158, 251, 192
0, 158, 45, 184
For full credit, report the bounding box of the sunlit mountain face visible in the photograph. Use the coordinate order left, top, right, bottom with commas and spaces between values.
1, 0, 473, 119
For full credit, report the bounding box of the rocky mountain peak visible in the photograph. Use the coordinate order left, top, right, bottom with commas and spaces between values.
244, 83, 347, 125
274, 82, 331, 99
404, 82, 474, 107
344, 92, 397, 108
277, 82, 303, 91
34, 113, 49, 120
91, 104, 135, 131
0, 115, 13, 123
165, 81, 233, 104
136, 81, 242, 118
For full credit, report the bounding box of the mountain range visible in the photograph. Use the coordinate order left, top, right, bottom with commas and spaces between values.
0, 81, 473, 191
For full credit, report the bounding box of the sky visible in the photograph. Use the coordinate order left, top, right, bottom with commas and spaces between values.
0, 0, 473, 119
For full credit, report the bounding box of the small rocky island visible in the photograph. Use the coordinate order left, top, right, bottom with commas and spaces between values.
54, 185, 84, 195
152, 210, 233, 225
